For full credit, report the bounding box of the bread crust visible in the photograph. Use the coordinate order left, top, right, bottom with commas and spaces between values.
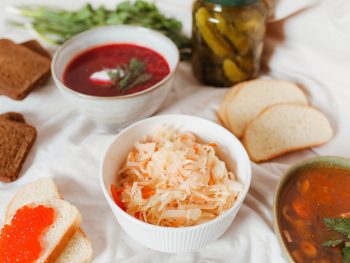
0, 112, 26, 123
217, 83, 243, 133
44, 213, 82, 263
224, 83, 246, 137
216, 111, 228, 129
4, 178, 61, 220
77, 229, 94, 263
20, 40, 51, 59
243, 136, 331, 162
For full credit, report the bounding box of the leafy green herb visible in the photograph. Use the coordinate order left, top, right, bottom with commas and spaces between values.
342, 247, 350, 263
9, 1, 191, 59
118, 58, 151, 92
322, 239, 343, 247
92, 58, 151, 92
324, 218, 350, 236
322, 218, 350, 263
106, 67, 124, 85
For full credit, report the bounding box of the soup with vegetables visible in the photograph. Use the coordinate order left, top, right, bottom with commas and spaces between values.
63, 44, 170, 97
278, 168, 350, 263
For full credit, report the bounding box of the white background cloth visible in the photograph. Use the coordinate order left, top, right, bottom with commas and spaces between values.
1, 0, 350, 262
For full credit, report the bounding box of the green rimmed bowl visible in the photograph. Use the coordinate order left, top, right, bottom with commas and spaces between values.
273, 156, 350, 262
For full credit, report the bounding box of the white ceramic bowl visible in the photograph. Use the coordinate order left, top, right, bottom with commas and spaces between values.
52, 25, 179, 129
100, 114, 251, 253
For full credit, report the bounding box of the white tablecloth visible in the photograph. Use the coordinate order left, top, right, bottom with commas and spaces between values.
1, 0, 350, 262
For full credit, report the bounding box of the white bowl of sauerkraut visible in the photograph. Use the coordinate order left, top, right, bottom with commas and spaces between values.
100, 114, 251, 253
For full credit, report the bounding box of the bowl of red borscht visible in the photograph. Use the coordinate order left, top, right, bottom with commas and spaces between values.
52, 25, 179, 128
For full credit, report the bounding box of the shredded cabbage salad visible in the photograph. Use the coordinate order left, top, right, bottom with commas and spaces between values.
111, 126, 242, 227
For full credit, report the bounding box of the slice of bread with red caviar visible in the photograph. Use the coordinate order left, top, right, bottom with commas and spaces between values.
4, 199, 81, 263
5, 178, 93, 263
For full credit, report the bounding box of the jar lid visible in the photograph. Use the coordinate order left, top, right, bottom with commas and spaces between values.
205, 0, 258, 7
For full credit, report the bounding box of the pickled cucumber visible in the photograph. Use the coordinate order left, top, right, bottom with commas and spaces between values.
195, 7, 233, 58
223, 59, 247, 83
236, 55, 255, 73
214, 13, 250, 56
231, 8, 265, 39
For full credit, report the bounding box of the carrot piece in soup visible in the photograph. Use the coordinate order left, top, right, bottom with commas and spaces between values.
292, 199, 311, 219
341, 212, 350, 218
291, 250, 304, 262
300, 240, 317, 258
300, 180, 310, 193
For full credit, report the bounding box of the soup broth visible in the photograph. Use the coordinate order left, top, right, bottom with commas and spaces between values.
279, 168, 350, 262
63, 44, 170, 97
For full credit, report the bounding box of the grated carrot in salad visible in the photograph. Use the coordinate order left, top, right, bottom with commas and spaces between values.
113, 126, 242, 227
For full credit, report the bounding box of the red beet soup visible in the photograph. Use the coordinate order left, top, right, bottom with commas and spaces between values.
63, 44, 170, 97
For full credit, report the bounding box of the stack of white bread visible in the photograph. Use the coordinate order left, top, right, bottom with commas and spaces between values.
218, 79, 333, 162
2, 178, 93, 262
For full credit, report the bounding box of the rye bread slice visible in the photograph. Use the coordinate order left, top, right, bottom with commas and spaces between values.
20, 40, 51, 87
0, 112, 26, 123
0, 39, 51, 100
0, 119, 37, 182
20, 40, 51, 59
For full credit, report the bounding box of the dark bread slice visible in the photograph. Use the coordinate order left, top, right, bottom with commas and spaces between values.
0, 112, 26, 123
21, 40, 51, 59
0, 119, 37, 182
20, 40, 51, 87
0, 39, 51, 100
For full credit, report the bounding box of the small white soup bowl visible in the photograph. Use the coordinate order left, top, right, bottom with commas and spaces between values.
100, 114, 251, 253
52, 25, 179, 129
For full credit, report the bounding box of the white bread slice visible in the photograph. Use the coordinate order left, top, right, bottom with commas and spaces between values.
56, 229, 93, 263
242, 104, 333, 162
6, 199, 81, 263
226, 79, 308, 137
6, 178, 93, 263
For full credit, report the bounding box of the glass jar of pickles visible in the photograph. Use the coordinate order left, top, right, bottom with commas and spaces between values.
192, 0, 267, 86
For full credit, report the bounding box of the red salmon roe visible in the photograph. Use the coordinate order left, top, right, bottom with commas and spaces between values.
0, 205, 55, 263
